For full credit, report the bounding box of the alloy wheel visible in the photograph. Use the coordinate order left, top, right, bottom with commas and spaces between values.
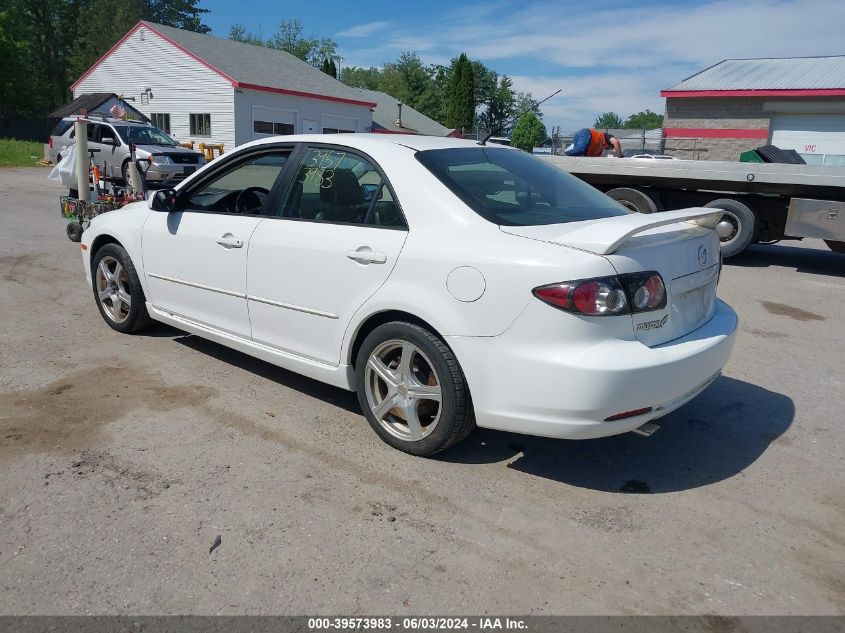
364, 339, 443, 442
95, 255, 132, 323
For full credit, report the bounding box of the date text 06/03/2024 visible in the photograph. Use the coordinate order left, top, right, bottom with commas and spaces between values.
307, 617, 528, 630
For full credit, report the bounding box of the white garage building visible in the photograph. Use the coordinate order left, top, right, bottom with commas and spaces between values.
72, 21, 377, 150
662, 56, 845, 163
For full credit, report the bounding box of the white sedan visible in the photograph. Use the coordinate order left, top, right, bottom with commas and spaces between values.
81, 134, 738, 456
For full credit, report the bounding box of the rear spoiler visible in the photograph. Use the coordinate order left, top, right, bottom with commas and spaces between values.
502, 208, 723, 255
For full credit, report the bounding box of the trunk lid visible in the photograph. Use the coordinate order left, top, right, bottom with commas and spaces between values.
502, 208, 723, 346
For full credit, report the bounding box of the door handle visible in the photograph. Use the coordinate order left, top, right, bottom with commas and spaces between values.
346, 246, 387, 264
216, 234, 243, 248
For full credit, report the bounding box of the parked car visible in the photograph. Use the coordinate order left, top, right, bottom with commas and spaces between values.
622, 148, 675, 159
80, 134, 738, 456
49, 116, 205, 186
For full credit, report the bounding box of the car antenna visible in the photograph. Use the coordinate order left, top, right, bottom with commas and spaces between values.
478, 89, 562, 146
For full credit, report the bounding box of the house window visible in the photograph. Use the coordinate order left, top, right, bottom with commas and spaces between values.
253, 121, 295, 135
322, 127, 355, 134
151, 113, 170, 134
190, 113, 211, 136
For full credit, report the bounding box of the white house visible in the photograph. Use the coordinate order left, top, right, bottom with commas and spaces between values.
72, 21, 377, 150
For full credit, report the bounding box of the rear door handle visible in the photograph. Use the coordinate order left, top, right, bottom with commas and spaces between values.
216, 234, 243, 248
346, 246, 387, 264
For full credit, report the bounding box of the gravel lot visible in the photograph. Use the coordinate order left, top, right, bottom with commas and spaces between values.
0, 167, 843, 615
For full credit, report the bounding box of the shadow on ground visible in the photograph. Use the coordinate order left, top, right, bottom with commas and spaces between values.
727, 243, 844, 278
172, 332, 360, 414
157, 328, 792, 495
440, 376, 793, 494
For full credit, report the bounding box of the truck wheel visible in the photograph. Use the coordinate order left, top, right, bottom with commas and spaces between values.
66, 222, 82, 242
704, 198, 757, 258
825, 240, 845, 253
606, 187, 661, 214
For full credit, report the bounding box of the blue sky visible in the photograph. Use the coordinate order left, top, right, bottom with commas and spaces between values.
199, 0, 845, 132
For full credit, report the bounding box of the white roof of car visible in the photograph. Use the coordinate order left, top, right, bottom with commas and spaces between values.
243, 133, 494, 153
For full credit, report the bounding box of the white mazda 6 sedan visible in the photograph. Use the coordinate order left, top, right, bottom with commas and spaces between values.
81, 134, 738, 456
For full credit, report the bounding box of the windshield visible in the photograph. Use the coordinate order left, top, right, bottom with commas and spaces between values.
416, 147, 630, 226
113, 125, 178, 147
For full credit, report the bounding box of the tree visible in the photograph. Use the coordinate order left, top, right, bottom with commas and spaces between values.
623, 109, 664, 129
594, 112, 624, 129
510, 112, 547, 152
447, 53, 475, 132
230, 19, 340, 68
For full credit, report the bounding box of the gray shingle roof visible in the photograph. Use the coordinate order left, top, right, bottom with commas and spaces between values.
665, 56, 845, 91
351, 88, 456, 136
49, 93, 149, 121
144, 22, 376, 107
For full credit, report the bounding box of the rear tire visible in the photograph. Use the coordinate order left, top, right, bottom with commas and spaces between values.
704, 198, 757, 258
91, 243, 153, 333
825, 240, 845, 253
355, 322, 475, 456
606, 187, 662, 214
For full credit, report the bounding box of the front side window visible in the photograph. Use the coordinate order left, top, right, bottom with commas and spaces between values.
185, 152, 290, 215
190, 113, 211, 136
280, 147, 404, 227
151, 113, 171, 134
416, 147, 629, 226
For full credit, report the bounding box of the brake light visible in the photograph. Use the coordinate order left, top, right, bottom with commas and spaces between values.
533, 277, 628, 316
533, 271, 666, 317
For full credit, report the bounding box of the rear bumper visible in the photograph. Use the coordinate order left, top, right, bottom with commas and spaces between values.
446, 299, 738, 440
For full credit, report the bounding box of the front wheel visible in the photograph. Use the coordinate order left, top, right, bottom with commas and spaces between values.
91, 243, 153, 333
355, 322, 475, 456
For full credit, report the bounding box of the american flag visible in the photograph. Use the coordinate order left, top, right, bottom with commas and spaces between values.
110, 103, 127, 119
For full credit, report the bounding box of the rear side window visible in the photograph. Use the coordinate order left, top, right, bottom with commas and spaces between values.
416, 147, 629, 226
279, 147, 405, 228
52, 120, 73, 137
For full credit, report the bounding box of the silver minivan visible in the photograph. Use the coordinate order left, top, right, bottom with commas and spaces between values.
49, 117, 205, 186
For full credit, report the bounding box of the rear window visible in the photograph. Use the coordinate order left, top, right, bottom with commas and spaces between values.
52, 120, 74, 137
416, 147, 629, 226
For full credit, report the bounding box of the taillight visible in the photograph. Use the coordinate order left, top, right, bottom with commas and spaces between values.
533, 271, 666, 317
619, 272, 666, 311
533, 277, 628, 316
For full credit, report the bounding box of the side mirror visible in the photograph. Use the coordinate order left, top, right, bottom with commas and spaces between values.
148, 189, 177, 211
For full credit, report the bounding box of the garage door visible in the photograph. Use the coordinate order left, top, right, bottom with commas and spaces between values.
322, 114, 357, 134
770, 115, 845, 166
253, 106, 296, 140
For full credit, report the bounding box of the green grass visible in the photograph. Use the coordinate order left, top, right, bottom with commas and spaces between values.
0, 138, 46, 167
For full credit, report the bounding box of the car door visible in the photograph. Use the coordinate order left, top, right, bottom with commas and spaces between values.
247, 145, 408, 365
142, 148, 293, 338
96, 124, 124, 179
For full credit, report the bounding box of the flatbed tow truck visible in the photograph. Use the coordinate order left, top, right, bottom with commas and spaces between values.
542, 155, 845, 256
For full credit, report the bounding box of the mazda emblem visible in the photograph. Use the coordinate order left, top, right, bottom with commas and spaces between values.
698, 245, 708, 266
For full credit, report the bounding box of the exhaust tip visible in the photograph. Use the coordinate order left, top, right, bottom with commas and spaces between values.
631, 422, 660, 437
